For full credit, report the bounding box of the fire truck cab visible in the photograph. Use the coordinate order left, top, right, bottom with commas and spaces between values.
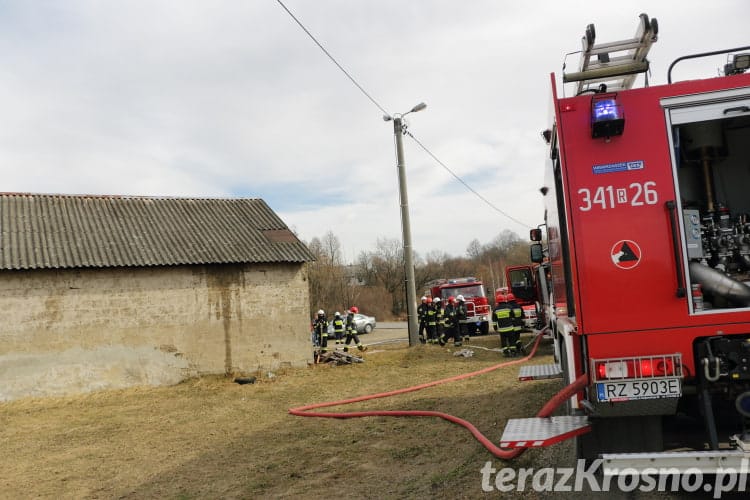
501, 264, 547, 329
501, 13, 750, 474
426, 277, 491, 335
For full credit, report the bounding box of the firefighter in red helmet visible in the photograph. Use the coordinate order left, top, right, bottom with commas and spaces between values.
425, 297, 437, 343
439, 296, 462, 346
493, 295, 515, 356
506, 293, 525, 355
344, 306, 367, 352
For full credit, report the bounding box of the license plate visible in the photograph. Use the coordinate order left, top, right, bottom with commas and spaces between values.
596, 377, 681, 402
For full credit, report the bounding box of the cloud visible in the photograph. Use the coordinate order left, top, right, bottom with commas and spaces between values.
1, 0, 748, 260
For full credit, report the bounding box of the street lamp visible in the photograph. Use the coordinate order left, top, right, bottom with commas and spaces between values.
383, 102, 426, 347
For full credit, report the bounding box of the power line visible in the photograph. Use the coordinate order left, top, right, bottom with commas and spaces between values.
275, 0, 532, 232
274, 0, 390, 117
405, 130, 534, 230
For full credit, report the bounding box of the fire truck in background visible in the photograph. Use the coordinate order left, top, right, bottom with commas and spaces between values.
496, 264, 548, 329
425, 277, 491, 335
500, 13, 750, 474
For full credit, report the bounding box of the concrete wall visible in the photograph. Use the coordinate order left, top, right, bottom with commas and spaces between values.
0, 263, 312, 401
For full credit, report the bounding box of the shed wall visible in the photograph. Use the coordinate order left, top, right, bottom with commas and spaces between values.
0, 263, 311, 400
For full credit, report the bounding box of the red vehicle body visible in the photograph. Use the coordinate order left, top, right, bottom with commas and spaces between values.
507, 14, 750, 472
426, 277, 490, 335
497, 265, 546, 329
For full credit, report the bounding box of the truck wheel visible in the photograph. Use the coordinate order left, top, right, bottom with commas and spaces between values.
479, 322, 489, 336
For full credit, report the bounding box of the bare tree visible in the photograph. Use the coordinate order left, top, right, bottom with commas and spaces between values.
322, 230, 342, 266
466, 238, 482, 260
305, 232, 355, 317
356, 237, 405, 315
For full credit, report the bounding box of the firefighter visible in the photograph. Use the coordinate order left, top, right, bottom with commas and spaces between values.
344, 306, 367, 352
417, 296, 428, 344
332, 311, 345, 344
456, 294, 469, 341
507, 294, 525, 355
433, 297, 444, 343
425, 297, 437, 343
493, 297, 515, 356
439, 296, 462, 347
312, 309, 329, 355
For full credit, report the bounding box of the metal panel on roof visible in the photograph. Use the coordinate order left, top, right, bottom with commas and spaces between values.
0, 194, 314, 271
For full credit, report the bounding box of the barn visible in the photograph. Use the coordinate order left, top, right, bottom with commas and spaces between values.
0, 193, 315, 401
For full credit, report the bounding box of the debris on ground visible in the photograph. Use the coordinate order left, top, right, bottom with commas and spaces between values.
453, 349, 475, 358
314, 350, 364, 365
234, 376, 257, 385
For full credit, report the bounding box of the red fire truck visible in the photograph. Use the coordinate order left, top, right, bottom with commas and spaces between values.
501, 14, 750, 473
497, 264, 546, 329
425, 277, 491, 335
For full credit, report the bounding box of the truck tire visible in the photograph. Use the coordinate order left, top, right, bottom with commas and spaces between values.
479, 322, 489, 336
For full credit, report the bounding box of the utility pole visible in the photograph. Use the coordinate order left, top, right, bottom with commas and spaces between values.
384, 102, 426, 347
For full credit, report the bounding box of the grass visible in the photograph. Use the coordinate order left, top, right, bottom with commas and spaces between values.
0, 334, 575, 499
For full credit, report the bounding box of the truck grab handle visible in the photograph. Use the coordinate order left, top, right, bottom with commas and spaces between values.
667, 45, 750, 83
723, 105, 750, 115
666, 200, 686, 298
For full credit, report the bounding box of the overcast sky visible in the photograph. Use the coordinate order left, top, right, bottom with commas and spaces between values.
2, 1, 748, 262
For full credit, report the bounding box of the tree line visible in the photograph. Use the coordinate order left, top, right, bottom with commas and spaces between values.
305, 229, 531, 321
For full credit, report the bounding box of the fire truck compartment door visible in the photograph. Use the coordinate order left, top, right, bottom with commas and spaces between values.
561, 90, 685, 334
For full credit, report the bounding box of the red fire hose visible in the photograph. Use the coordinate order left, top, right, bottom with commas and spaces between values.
289, 334, 589, 460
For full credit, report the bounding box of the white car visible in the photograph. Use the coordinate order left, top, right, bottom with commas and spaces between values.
327, 313, 376, 334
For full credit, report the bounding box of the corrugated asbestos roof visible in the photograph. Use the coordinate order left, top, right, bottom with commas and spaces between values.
0, 193, 314, 270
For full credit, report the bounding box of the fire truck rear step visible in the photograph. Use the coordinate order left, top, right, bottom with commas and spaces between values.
518, 363, 562, 381
500, 416, 590, 448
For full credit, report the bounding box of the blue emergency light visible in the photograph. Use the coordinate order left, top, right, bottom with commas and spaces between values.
591, 95, 625, 139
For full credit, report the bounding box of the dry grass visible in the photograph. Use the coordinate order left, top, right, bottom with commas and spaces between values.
1, 334, 574, 499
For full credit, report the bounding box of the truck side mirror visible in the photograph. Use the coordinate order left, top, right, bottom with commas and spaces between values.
530, 243, 544, 263
530, 228, 542, 242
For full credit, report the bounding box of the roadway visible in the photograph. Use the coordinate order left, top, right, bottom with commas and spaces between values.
363, 321, 409, 346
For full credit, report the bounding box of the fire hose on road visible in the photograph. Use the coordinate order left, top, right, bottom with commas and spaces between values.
289, 332, 589, 460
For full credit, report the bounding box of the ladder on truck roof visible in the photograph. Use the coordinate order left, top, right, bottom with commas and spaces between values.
564, 13, 659, 94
